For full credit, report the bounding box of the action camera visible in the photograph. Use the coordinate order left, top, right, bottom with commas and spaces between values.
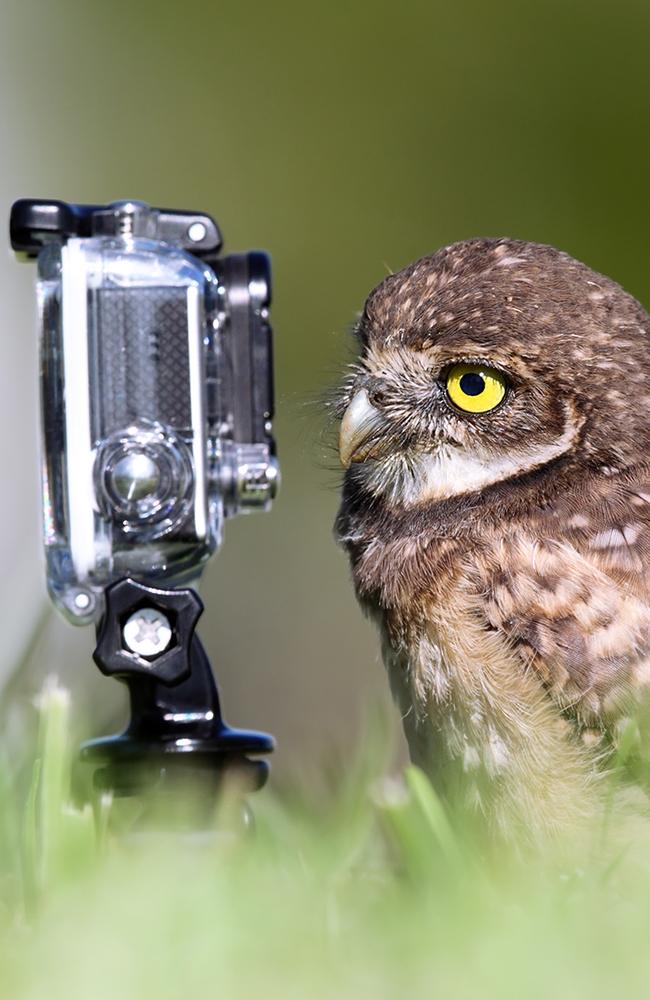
11, 199, 278, 625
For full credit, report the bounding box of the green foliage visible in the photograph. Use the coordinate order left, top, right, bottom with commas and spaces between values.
3, 682, 650, 999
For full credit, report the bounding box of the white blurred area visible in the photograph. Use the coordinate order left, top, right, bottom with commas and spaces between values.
0, 24, 101, 731
0, 200, 43, 678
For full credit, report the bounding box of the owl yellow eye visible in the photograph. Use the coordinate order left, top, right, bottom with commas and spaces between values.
446, 364, 507, 413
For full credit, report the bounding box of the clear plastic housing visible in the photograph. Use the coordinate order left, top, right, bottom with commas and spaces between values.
37, 236, 223, 623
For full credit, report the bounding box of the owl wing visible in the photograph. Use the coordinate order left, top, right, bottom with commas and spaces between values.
477, 470, 650, 729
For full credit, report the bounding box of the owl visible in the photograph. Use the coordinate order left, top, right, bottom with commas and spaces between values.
334, 238, 650, 844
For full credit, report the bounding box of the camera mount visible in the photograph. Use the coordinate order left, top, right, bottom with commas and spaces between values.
82, 576, 273, 818
10, 197, 223, 256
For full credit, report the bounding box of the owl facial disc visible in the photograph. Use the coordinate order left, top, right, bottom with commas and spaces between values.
339, 345, 582, 506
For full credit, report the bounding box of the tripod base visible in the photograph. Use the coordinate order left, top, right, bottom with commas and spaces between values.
81, 730, 272, 798
80, 578, 274, 824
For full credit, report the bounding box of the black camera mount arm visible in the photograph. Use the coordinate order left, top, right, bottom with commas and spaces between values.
82, 577, 273, 810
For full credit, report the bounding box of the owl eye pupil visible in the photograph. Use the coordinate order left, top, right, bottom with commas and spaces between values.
459, 372, 485, 396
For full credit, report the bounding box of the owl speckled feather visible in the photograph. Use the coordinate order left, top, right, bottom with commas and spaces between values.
334, 238, 650, 843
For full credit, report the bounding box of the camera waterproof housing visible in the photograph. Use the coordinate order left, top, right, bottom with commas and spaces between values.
10, 198, 277, 816
11, 199, 278, 625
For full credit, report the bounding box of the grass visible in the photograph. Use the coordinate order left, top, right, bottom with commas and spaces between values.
2, 682, 650, 998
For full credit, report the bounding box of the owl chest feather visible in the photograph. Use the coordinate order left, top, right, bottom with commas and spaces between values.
350, 493, 650, 729
350, 529, 520, 744
351, 503, 650, 804
349, 524, 603, 835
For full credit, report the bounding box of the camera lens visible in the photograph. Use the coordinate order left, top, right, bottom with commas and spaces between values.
96, 422, 193, 536
110, 452, 161, 503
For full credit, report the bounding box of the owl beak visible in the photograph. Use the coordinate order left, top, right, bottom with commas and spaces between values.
339, 389, 389, 468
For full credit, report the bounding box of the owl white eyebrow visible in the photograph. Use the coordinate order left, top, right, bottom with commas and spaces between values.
445, 356, 509, 372
366, 347, 511, 383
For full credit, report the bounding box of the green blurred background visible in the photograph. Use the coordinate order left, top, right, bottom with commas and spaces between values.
1, 0, 649, 781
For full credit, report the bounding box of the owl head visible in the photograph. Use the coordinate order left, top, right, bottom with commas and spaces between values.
338, 239, 650, 509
